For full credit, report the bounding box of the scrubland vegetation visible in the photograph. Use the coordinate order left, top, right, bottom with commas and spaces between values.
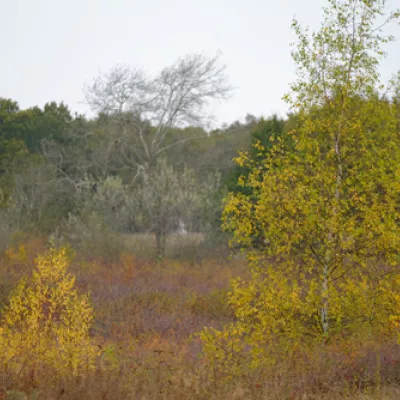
1, 0, 400, 398
1, 240, 399, 400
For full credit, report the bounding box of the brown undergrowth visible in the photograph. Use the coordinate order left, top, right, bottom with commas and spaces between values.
0, 238, 399, 399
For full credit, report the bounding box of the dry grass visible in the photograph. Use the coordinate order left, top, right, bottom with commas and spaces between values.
0, 238, 399, 399
123, 232, 206, 259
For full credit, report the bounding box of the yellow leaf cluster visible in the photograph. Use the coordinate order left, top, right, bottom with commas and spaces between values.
200, 267, 400, 375
0, 247, 96, 377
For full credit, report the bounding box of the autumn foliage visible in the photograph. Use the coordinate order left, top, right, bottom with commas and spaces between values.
200, 0, 400, 378
0, 1, 400, 399
0, 247, 96, 380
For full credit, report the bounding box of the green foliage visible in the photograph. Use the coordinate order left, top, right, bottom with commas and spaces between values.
225, 115, 286, 195
0, 138, 28, 208
0, 99, 75, 152
0, 98, 85, 219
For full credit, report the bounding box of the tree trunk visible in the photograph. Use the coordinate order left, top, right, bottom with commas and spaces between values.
155, 230, 166, 258
321, 102, 344, 339
321, 256, 330, 338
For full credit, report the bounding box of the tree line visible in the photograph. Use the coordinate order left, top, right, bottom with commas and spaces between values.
0, 56, 293, 257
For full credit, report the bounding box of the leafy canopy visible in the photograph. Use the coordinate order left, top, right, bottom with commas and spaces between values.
200, 0, 400, 374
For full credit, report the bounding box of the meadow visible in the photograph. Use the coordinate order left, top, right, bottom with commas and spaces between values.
0, 236, 399, 400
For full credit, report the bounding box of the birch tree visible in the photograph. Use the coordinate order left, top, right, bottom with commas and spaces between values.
200, 0, 400, 373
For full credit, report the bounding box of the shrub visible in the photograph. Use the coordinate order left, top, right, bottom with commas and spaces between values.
0, 247, 96, 378
199, 267, 400, 376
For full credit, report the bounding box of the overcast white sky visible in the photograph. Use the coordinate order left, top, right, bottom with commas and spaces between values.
1, 0, 399, 127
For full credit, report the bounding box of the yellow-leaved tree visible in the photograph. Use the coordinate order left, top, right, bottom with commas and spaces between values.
0, 247, 96, 378
200, 0, 400, 375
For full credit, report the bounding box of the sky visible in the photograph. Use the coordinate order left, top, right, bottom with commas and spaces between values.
1, 0, 400, 127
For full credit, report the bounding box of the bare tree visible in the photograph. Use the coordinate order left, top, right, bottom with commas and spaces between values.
84, 53, 233, 179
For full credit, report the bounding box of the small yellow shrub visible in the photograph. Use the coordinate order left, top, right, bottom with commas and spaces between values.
0, 247, 96, 377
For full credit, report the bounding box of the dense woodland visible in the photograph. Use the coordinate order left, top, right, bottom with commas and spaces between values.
1, 0, 400, 399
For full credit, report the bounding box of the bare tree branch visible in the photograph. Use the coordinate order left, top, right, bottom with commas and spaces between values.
84, 53, 233, 176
